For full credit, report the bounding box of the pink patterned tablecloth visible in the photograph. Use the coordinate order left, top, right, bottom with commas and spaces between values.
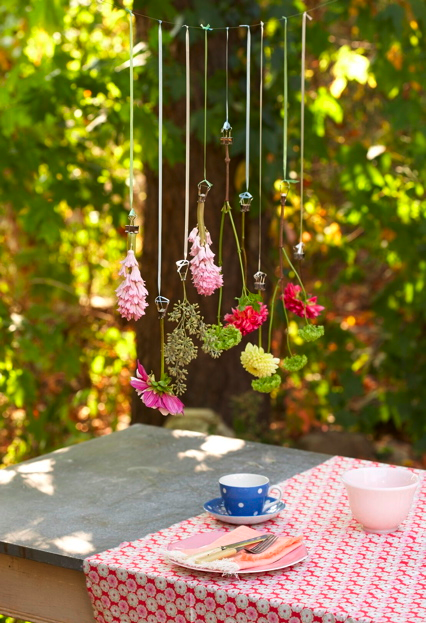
83, 456, 426, 623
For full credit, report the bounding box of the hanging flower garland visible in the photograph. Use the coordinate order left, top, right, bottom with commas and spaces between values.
130, 19, 183, 416
189, 25, 223, 298
116, 10, 148, 321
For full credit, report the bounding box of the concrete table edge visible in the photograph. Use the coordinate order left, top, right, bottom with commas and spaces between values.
0, 424, 331, 571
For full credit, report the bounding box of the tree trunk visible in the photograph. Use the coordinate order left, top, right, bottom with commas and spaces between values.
132, 2, 271, 428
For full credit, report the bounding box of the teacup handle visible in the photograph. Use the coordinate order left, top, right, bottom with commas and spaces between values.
263, 485, 283, 512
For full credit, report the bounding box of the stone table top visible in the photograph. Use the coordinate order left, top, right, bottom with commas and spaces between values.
0, 424, 330, 571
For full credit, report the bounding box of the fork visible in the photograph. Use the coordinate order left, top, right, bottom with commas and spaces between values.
244, 534, 278, 554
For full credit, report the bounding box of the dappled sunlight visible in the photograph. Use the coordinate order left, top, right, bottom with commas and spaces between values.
17, 458, 55, 495
53, 531, 94, 555
171, 429, 204, 440
200, 436, 246, 457
176, 435, 246, 472
0, 469, 15, 484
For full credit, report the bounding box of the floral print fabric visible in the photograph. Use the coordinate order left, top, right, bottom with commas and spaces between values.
84, 456, 425, 623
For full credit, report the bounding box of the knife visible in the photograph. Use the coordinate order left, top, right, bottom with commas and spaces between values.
193, 534, 269, 564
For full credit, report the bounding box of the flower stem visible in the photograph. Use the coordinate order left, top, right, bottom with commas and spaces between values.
281, 296, 293, 356
267, 283, 280, 352
160, 318, 165, 377
241, 211, 248, 285
281, 247, 308, 301
228, 209, 247, 295
197, 197, 206, 246
217, 207, 226, 324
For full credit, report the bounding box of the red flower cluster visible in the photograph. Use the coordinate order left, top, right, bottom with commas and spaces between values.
282, 283, 324, 319
224, 303, 268, 336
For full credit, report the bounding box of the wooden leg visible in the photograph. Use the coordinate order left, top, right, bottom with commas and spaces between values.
0, 554, 95, 623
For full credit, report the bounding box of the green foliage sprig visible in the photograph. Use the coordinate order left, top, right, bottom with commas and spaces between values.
298, 325, 325, 342
282, 354, 308, 372
202, 324, 242, 358
165, 300, 206, 395
252, 374, 281, 393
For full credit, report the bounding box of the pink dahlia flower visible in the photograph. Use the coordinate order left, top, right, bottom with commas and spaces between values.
224, 303, 268, 336
116, 250, 149, 321
188, 227, 223, 296
130, 361, 184, 416
282, 283, 325, 319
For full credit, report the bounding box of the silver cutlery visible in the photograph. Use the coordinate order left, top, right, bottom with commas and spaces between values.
195, 534, 277, 563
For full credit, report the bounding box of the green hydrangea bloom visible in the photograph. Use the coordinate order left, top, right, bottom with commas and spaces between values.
251, 374, 281, 393
202, 324, 242, 358
298, 325, 324, 342
282, 354, 308, 372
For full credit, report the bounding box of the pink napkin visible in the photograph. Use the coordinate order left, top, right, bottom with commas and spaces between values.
168, 525, 305, 572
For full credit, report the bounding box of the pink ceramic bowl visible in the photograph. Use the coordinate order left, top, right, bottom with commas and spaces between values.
342, 467, 419, 534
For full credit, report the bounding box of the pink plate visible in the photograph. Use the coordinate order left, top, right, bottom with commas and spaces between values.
167, 530, 308, 574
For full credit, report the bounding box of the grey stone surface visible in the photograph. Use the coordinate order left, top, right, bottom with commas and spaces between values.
0, 424, 329, 571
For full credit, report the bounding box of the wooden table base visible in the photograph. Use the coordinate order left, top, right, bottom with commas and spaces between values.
0, 554, 94, 623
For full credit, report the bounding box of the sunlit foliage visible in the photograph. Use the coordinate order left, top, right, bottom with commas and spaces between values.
0, 0, 425, 471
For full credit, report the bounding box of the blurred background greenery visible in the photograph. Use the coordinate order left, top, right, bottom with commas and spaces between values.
0, 0, 425, 499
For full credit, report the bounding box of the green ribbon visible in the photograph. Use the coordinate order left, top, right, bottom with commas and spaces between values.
126, 9, 135, 217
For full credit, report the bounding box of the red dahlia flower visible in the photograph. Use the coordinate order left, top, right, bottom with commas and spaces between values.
282, 283, 324, 319
224, 303, 268, 336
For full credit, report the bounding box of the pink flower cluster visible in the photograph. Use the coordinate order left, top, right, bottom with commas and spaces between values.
188, 227, 223, 296
130, 361, 184, 416
116, 250, 149, 321
283, 282, 325, 319
224, 303, 268, 336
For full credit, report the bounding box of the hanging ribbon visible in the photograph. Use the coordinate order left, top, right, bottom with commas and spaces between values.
202, 24, 211, 182
127, 9, 134, 220
282, 17, 288, 185
116, 10, 149, 323
225, 27, 229, 125
238, 24, 253, 212
157, 20, 163, 295
184, 26, 190, 262
244, 26, 251, 193
257, 21, 264, 275
299, 11, 313, 245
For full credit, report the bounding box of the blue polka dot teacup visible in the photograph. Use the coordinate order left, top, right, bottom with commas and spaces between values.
219, 473, 283, 516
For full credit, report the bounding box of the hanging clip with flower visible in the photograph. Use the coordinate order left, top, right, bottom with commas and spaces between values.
131, 21, 183, 417
116, 13, 149, 322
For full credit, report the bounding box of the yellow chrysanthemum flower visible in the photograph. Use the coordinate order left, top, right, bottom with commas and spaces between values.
240, 343, 280, 378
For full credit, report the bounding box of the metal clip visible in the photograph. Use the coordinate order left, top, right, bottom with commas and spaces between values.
176, 259, 190, 281
293, 242, 305, 261
197, 179, 213, 203
155, 296, 170, 319
220, 120, 233, 145
254, 271, 267, 291
239, 191, 253, 212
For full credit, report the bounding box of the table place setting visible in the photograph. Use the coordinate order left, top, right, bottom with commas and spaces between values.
83, 455, 426, 623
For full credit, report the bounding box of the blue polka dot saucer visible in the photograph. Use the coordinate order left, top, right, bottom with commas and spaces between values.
203, 496, 286, 525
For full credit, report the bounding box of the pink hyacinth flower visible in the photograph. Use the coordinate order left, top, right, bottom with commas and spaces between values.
130, 360, 185, 417
282, 283, 325, 319
224, 303, 269, 336
188, 227, 223, 296
116, 250, 149, 321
